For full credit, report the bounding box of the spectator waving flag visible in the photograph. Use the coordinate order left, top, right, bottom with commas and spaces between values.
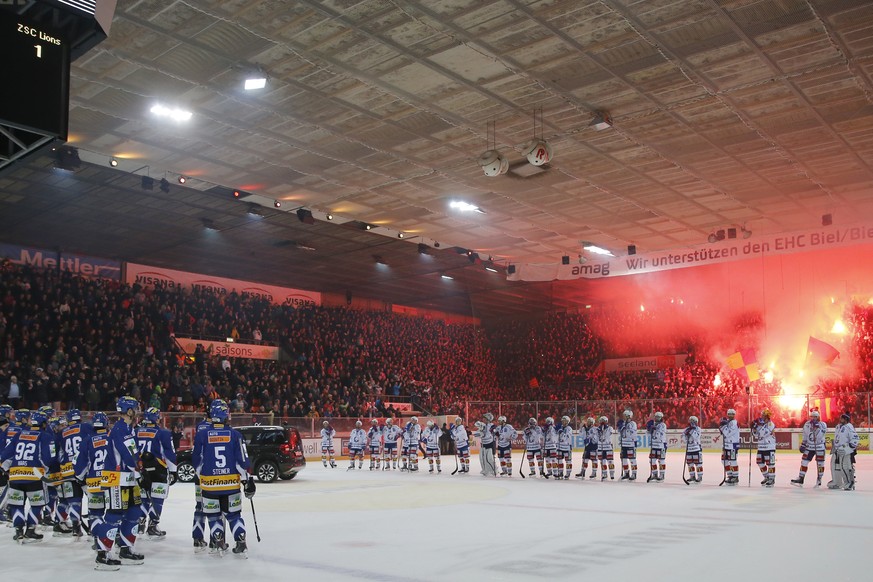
726, 348, 760, 382
805, 336, 840, 370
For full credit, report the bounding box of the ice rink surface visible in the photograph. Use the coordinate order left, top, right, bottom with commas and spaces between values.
2, 452, 871, 581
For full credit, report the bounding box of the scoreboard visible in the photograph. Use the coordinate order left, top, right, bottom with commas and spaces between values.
0, 8, 71, 139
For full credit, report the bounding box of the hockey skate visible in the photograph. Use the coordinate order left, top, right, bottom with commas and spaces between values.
209, 533, 229, 557
70, 522, 84, 539
95, 550, 122, 571
589, 473, 597, 480
790, 476, 804, 487
601, 474, 607, 481
620, 472, 629, 481
629, 474, 637, 481
647, 474, 656, 483
193, 539, 208, 553
21, 526, 44, 544
764, 475, 775, 487
53, 521, 73, 537
323, 461, 328, 467
575, 470, 585, 478
137, 516, 147, 535
119, 546, 145, 564
232, 540, 248, 558
147, 521, 166, 539
330, 461, 336, 468
13, 527, 24, 542
347, 465, 355, 471
815, 477, 822, 488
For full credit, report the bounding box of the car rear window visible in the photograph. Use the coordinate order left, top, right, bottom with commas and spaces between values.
260, 430, 286, 445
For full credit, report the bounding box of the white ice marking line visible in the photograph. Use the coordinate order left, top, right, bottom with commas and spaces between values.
479, 501, 873, 531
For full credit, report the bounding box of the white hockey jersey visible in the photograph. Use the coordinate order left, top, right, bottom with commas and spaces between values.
349, 428, 367, 450
523, 426, 543, 450
556, 425, 574, 451
683, 425, 702, 453
449, 424, 469, 449
404, 423, 422, 448
496, 424, 517, 448
649, 422, 667, 450
753, 420, 776, 451
320, 427, 335, 447
801, 420, 827, 452
543, 424, 558, 450
833, 422, 859, 452
383, 424, 402, 446
422, 426, 442, 450
480, 422, 495, 445
719, 419, 740, 450
596, 425, 614, 451
618, 420, 638, 448
367, 425, 383, 448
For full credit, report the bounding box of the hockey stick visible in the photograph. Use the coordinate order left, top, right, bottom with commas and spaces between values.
249, 498, 261, 543
519, 451, 526, 478
717, 424, 727, 486
681, 437, 690, 485
451, 452, 459, 475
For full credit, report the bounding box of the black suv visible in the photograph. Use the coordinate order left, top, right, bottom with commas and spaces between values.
176, 425, 306, 483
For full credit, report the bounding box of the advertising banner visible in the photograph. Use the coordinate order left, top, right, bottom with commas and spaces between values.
174, 337, 279, 360
508, 222, 873, 281
599, 354, 688, 373
0, 242, 121, 280
126, 262, 320, 306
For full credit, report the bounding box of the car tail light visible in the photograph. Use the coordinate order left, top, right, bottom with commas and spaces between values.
288, 430, 299, 450
279, 443, 291, 456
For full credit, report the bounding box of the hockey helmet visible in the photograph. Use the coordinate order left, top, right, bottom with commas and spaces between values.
386, 418, 393, 425
586, 417, 595, 426
410, 416, 419, 424
498, 415, 507, 424
623, 410, 633, 419
689, 415, 699, 425
323, 420, 330, 427
474, 421, 485, 430
209, 399, 229, 422
143, 406, 161, 424
371, 418, 378, 425
726, 409, 736, 417
483, 413, 494, 422
599, 416, 608, 424
840, 413, 850, 424
654, 412, 664, 421
15, 409, 30, 423
30, 410, 49, 427
38, 405, 55, 417
66, 408, 82, 423
810, 410, 821, 419
528, 418, 537, 427
561, 415, 571, 426
91, 412, 108, 429
0, 404, 13, 419
545, 417, 554, 425
116, 396, 140, 415
355, 420, 363, 428
455, 416, 463, 425
426, 420, 434, 428
48, 416, 62, 431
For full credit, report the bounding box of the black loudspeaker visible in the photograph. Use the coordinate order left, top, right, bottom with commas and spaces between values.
297, 209, 315, 224
627, 245, 636, 255
507, 265, 516, 274
141, 176, 154, 190
561, 255, 570, 265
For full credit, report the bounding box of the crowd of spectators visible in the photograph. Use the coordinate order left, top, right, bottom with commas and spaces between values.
2, 261, 872, 429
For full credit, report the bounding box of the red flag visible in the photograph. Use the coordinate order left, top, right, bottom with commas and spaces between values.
726, 348, 760, 382
805, 336, 839, 369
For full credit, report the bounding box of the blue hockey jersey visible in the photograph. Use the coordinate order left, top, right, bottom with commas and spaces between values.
74, 428, 111, 493
0, 427, 54, 483
101, 418, 140, 488
191, 422, 250, 495
136, 424, 178, 472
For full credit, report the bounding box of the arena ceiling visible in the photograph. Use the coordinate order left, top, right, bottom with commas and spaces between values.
2, 0, 873, 320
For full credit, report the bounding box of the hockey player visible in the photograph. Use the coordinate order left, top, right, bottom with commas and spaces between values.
479, 413, 497, 476
828, 413, 859, 491
474, 421, 497, 477
617, 410, 638, 481
422, 420, 443, 473
575, 417, 597, 479
348, 420, 367, 470
0, 408, 53, 543
449, 416, 470, 474
403, 417, 422, 472
683, 416, 703, 483
543, 417, 558, 478
719, 409, 741, 485
45, 414, 72, 535
752, 409, 776, 487
595, 416, 616, 481
192, 412, 212, 552
382, 418, 402, 470
495, 416, 517, 476
90, 396, 145, 564
136, 406, 177, 538
320, 421, 337, 468
59, 408, 91, 538
367, 419, 384, 470
0, 404, 15, 523
791, 410, 827, 488
555, 416, 574, 480
74, 412, 117, 568
646, 412, 667, 482
192, 399, 253, 557
523, 418, 544, 477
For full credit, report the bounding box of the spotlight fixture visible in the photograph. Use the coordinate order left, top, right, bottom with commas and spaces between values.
589, 111, 613, 131
244, 75, 267, 91
440, 273, 454, 280
581, 242, 615, 257
159, 178, 170, 193
274, 200, 282, 208
627, 245, 636, 256
296, 209, 314, 224
417, 243, 430, 255
477, 149, 509, 177
365, 224, 372, 230
433, 242, 440, 248
561, 255, 570, 265
326, 213, 333, 220
233, 190, 242, 199
468, 252, 479, 263
449, 201, 485, 213
141, 176, 154, 190
822, 213, 833, 226
484, 263, 498, 273
507, 265, 516, 275
109, 157, 118, 167
201, 218, 219, 231
397, 232, 404, 239
150, 103, 192, 122
178, 175, 187, 184
373, 254, 386, 265
523, 139, 553, 167
247, 203, 263, 217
